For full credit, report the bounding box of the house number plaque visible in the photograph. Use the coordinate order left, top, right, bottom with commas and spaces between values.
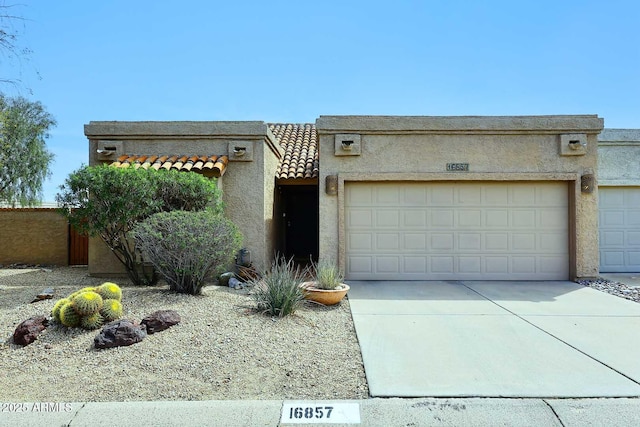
447, 163, 469, 171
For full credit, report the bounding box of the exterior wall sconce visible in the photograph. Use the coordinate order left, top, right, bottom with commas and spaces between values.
325, 175, 338, 195
581, 174, 595, 193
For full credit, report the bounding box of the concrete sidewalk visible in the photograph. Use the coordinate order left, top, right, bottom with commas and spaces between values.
4, 398, 640, 426
348, 280, 640, 398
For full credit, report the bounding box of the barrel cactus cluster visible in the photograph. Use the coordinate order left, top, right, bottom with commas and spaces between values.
51, 282, 123, 330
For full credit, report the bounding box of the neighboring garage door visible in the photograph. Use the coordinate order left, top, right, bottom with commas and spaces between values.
599, 187, 640, 272
345, 181, 569, 280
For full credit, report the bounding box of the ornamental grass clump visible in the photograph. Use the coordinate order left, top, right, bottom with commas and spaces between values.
250, 257, 308, 318
312, 258, 345, 290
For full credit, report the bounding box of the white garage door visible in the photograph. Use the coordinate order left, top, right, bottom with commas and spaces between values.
345, 181, 569, 280
599, 187, 640, 272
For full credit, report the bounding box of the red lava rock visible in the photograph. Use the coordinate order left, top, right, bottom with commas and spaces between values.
13, 316, 48, 346
94, 319, 147, 349
141, 310, 181, 334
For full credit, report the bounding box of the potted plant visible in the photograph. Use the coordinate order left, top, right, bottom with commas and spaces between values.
301, 259, 350, 305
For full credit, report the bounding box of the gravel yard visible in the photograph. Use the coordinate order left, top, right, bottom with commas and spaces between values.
0, 267, 369, 402
578, 277, 640, 303
3, 267, 638, 404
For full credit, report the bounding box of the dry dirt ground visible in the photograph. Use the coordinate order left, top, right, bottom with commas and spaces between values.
0, 267, 369, 402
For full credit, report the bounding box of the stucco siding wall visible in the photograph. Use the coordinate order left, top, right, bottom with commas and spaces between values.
84, 121, 280, 277
598, 129, 640, 185
0, 209, 69, 266
318, 115, 603, 279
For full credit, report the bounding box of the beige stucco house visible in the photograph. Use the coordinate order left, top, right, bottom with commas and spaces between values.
85, 115, 606, 281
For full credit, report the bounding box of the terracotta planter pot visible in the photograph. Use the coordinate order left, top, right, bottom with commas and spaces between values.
301, 282, 350, 306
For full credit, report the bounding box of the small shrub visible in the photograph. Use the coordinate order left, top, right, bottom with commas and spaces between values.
312, 258, 345, 290
250, 257, 308, 318
133, 210, 242, 295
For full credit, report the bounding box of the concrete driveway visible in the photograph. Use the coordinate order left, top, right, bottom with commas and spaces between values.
347, 280, 640, 398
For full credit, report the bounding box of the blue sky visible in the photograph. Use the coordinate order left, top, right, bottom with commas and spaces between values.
3, 0, 639, 202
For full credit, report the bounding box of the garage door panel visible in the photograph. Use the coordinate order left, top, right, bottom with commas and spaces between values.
376, 233, 399, 250
349, 256, 373, 273
512, 257, 536, 273
486, 257, 509, 273
404, 257, 427, 273
628, 192, 640, 207
403, 211, 427, 227
346, 181, 569, 280
376, 257, 400, 273
628, 232, 640, 245
431, 233, 454, 250
432, 256, 454, 273
348, 233, 373, 250
486, 209, 509, 227
404, 187, 427, 204
601, 211, 624, 226
629, 252, 640, 265
458, 210, 482, 227
376, 210, 400, 227
431, 209, 454, 226
376, 187, 400, 204
458, 233, 481, 250
537, 184, 568, 205
512, 233, 536, 250
348, 209, 372, 227
599, 187, 640, 272
512, 210, 536, 227
459, 256, 481, 273
486, 233, 509, 250
404, 234, 426, 250
628, 213, 640, 226
541, 209, 569, 227
540, 233, 567, 251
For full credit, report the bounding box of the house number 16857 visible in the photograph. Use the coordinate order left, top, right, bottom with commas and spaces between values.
289, 406, 333, 419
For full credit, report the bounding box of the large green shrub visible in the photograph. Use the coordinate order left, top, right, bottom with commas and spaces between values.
250, 257, 308, 318
56, 166, 222, 286
133, 210, 242, 295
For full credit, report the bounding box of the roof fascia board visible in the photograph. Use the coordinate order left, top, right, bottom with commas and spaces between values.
84, 121, 269, 139
316, 115, 605, 135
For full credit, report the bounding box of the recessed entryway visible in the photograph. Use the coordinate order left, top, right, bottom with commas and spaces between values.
276, 185, 319, 264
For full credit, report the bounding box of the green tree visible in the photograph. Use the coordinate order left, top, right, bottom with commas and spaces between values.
0, 94, 55, 206
56, 165, 222, 286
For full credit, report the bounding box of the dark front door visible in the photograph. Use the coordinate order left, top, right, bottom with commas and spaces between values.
281, 185, 318, 264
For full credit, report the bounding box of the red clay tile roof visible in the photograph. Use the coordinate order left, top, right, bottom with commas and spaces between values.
110, 155, 229, 177
269, 123, 318, 180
